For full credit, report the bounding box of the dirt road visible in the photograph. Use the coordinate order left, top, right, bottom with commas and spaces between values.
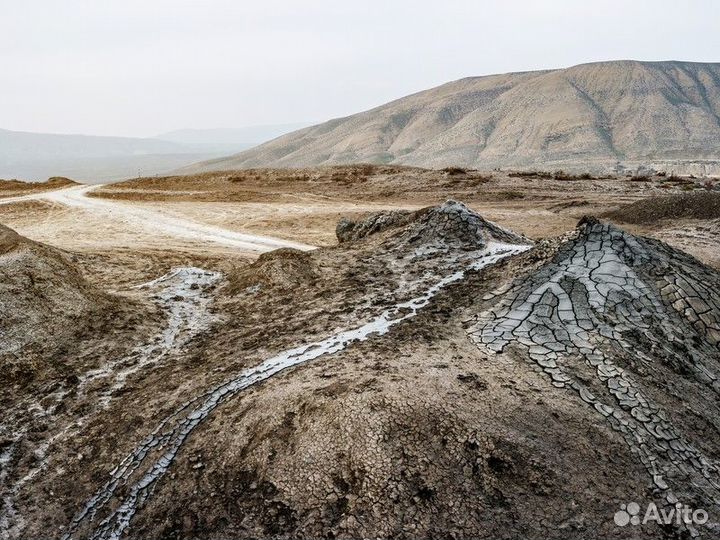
0, 184, 315, 253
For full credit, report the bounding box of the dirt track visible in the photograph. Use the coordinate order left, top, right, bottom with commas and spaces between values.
0, 184, 314, 253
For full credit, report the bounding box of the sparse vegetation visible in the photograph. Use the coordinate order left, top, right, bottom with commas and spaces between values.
0, 176, 77, 193
496, 190, 526, 200
508, 170, 596, 181
553, 171, 595, 181
508, 171, 553, 179
441, 166, 467, 176
648, 172, 692, 184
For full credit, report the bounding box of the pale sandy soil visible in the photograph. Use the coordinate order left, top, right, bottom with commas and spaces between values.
0, 185, 312, 263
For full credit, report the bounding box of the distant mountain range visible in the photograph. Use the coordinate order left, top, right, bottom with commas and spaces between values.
181, 60, 720, 176
0, 123, 308, 182
155, 124, 310, 149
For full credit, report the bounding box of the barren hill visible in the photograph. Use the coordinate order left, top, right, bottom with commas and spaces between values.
182, 60, 720, 175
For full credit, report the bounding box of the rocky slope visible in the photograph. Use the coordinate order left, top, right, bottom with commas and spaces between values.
183, 60, 720, 175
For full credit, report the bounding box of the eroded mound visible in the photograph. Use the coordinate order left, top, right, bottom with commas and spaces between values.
229, 201, 531, 301
0, 223, 113, 384
336, 200, 529, 250
227, 248, 318, 292
335, 210, 413, 243
400, 200, 529, 250
604, 191, 720, 224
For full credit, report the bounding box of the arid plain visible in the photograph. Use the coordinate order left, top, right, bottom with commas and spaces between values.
2, 166, 720, 539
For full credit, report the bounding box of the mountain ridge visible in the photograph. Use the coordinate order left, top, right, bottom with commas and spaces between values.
180, 60, 720, 175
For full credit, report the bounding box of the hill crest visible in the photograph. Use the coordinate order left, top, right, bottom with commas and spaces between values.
181, 60, 720, 176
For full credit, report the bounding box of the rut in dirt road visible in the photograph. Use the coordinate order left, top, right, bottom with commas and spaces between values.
61, 242, 531, 540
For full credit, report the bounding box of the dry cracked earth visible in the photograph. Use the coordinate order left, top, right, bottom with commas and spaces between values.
1, 166, 719, 540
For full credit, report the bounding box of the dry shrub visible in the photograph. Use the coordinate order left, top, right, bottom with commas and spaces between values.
441, 167, 467, 176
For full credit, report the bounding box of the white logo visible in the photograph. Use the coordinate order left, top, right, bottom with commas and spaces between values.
614, 501, 709, 527
614, 502, 641, 526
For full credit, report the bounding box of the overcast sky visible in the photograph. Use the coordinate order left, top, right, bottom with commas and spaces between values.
2, 0, 718, 137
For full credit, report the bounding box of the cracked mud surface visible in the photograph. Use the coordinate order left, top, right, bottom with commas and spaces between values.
1, 167, 720, 539
470, 218, 720, 537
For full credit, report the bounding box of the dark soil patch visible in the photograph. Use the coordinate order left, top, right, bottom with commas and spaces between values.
604, 191, 720, 224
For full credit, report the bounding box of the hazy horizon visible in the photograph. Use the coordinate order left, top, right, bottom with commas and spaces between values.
0, 122, 314, 140
2, 0, 719, 138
